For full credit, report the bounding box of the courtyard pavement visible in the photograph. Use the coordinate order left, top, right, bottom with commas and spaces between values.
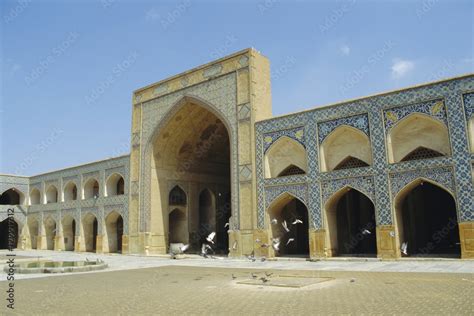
1, 250, 473, 315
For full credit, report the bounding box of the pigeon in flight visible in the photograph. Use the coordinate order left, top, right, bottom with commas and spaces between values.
272, 239, 280, 251
255, 238, 261, 244
206, 232, 216, 244
224, 222, 229, 228
286, 238, 295, 246
292, 219, 303, 225
401, 242, 408, 255
362, 229, 371, 235
201, 243, 213, 258
270, 218, 278, 225
282, 220, 290, 233
180, 244, 190, 253
232, 241, 237, 250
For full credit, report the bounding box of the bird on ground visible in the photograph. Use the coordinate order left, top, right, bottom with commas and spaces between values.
247, 251, 256, 262
265, 272, 273, 277
260, 277, 269, 283
350, 278, 356, 283
169, 251, 177, 260
180, 244, 190, 253
286, 238, 295, 246
261, 256, 266, 262
401, 242, 408, 255
201, 243, 213, 258
206, 232, 216, 244
292, 219, 303, 225
251, 273, 257, 279
232, 274, 237, 280
270, 218, 278, 225
282, 220, 290, 233
362, 229, 371, 235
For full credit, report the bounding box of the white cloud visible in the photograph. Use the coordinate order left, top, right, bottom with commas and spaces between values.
391, 59, 415, 79
340, 44, 350, 56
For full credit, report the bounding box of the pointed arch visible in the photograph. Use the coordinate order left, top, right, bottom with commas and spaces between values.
320, 125, 372, 172
45, 185, 58, 204
264, 136, 308, 178
105, 173, 125, 197
63, 181, 78, 201
387, 112, 451, 163
169, 185, 187, 206
30, 188, 41, 205
469, 117, 474, 153
104, 211, 123, 253
0, 188, 25, 205
394, 177, 460, 257
168, 208, 187, 244
61, 215, 76, 251
83, 178, 100, 200
82, 213, 98, 252
265, 192, 309, 257
324, 186, 376, 257
0, 217, 19, 249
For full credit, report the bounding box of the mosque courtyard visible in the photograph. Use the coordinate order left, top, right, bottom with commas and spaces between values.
1, 250, 473, 315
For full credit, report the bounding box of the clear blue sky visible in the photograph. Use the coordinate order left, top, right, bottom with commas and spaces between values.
1, 0, 472, 176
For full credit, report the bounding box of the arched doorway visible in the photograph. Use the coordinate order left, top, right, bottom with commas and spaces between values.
83, 214, 98, 252
325, 188, 376, 257
105, 211, 123, 253
169, 208, 187, 244
151, 97, 231, 254
0, 218, 18, 249
395, 181, 460, 257
44, 217, 57, 250
267, 193, 309, 257
62, 216, 76, 251
28, 217, 39, 249
0, 188, 24, 205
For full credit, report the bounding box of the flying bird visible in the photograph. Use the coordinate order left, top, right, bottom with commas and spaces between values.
272, 241, 280, 251
282, 220, 290, 233
255, 238, 261, 243
270, 218, 278, 225
180, 244, 190, 253
206, 232, 216, 244
292, 219, 303, 225
401, 242, 408, 255
232, 241, 238, 250
362, 229, 371, 235
260, 243, 270, 248
224, 222, 229, 228
286, 238, 295, 246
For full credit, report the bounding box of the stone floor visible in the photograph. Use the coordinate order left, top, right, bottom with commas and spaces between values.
1, 250, 473, 315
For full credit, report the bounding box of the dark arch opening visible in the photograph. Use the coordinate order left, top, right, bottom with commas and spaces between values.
0, 189, 21, 205
277, 164, 306, 177
268, 197, 309, 257
334, 156, 370, 170
399, 182, 460, 257
117, 178, 125, 195
0, 218, 18, 249
331, 189, 377, 256
169, 186, 187, 206
401, 146, 444, 162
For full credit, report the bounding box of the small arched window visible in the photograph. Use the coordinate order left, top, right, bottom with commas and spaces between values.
169, 186, 186, 205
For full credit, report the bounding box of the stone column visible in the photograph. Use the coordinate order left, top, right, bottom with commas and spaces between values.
309, 229, 327, 258
459, 222, 474, 259
376, 225, 399, 259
